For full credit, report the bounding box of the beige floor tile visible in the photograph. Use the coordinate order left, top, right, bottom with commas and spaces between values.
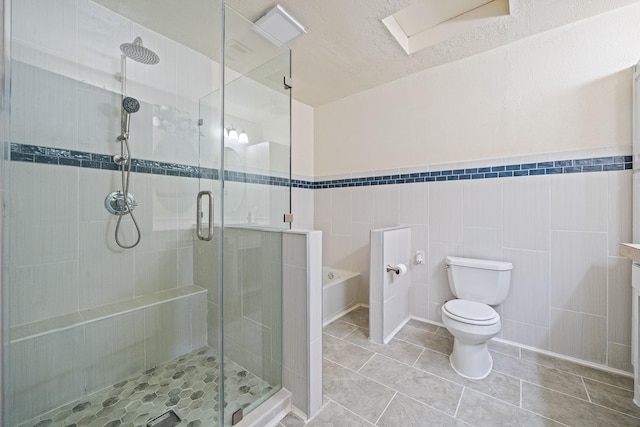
407, 319, 440, 333
396, 325, 454, 355
322, 358, 395, 424
323, 319, 358, 339
457, 388, 564, 427
339, 306, 369, 329
522, 381, 639, 426
343, 327, 424, 365
415, 349, 521, 406
377, 393, 466, 427
322, 333, 375, 371
488, 339, 521, 358
436, 327, 454, 339
280, 412, 305, 427
358, 354, 462, 416
306, 401, 374, 427
491, 351, 589, 400
583, 378, 640, 419
521, 349, 634, 391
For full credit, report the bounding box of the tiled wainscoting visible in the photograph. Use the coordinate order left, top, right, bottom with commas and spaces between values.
312, 147, 634, 373
279, 307, 638, 427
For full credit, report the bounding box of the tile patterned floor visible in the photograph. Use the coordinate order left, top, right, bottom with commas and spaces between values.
279, 306, 640, 427
21, 347, 273, 427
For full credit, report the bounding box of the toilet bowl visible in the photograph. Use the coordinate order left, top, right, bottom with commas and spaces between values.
441, 256, 512, 380
441, 299, 501, 379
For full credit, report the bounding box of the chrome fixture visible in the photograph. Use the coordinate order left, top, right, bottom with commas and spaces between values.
106, 36, 159, 249
120, 36, 160, 65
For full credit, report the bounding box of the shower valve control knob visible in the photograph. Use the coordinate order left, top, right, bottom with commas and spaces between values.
105, 191, 138, 215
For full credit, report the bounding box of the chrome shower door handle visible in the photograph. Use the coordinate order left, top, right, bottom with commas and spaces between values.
196, 190, 214, 241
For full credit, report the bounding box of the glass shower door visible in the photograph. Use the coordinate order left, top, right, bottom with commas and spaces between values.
217, 5, 291, 424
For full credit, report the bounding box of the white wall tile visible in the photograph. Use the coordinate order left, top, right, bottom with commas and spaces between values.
12, 0, 78, 76
9, 163, 79, 266
373, 184, 400, 228
502, 319, 549, 350
126, 25, 177, 108
502, 248, 550, 327
608, 170, 632, 256
429, 181, 463, 244
550, 231, 607, 316
144, 298, 192, 368
9, 261, 79, 326
135, 249, 178, 296
291, 187, 314, 230
8, 327, 85, 425
462, 226, 503, 260
84, 310, 145, 393
77, 0, 133, 92
331, 188, 352, 235
607, 256, 632, 346
410, 225, 429, 285
463, 179, 503, 228
550, 173, 608, 232
549, 308, 606, 364
409, 283, 429, 320
191, 293, 208, 350
327, 234, 352, 271
503, 175, 550, 251
608, 342, 633, 372
314, 189, 332, 222
351, 186, 374, 223
10, 62, 79, 149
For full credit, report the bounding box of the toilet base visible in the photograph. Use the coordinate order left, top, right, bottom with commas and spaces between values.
449, 339, 493, 380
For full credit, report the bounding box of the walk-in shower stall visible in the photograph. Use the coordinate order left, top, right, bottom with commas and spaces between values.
1, 1, 292, 425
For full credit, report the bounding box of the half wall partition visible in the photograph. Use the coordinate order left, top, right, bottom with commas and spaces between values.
1, 1, 291, 426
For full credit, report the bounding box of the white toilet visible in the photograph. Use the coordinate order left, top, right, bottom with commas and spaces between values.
441, 256, 513, 379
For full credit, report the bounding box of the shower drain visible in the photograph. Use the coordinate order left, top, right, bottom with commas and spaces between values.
147, 409, 181, 427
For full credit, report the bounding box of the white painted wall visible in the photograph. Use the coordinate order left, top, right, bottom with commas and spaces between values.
314, 3, 640, 176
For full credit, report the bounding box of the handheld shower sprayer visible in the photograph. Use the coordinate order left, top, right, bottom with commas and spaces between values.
119, 96, 140, 141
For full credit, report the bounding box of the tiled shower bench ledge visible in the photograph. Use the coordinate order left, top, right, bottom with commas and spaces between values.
10, 285, 207, 343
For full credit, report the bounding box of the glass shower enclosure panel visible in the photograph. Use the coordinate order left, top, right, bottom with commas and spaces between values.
206, 5, 291, 423
1, 0, 288, 426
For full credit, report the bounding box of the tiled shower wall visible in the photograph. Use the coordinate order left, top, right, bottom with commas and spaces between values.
313, 148, 633, 372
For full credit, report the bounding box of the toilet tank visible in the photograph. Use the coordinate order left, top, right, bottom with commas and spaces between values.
445, 256, 513, 305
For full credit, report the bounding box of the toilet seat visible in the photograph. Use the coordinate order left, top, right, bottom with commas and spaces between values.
442, 299, 499, 326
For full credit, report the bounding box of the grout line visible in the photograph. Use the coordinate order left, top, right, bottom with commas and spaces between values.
374, 391, 397, 425
454, 387, 464, 418
412, 348, 426, 367
582, 377, 592, 403
519, 379, 523, 408
356, 353, 378, 374
329, 398, 377, 426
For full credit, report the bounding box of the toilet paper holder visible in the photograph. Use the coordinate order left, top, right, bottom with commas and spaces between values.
386, 264, 406, 275
386, 265, 400, 274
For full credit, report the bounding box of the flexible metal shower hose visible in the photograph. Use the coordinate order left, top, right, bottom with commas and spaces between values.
114, 137, 141, 249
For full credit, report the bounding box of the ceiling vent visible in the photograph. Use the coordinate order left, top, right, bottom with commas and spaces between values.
254, 5, 306, 46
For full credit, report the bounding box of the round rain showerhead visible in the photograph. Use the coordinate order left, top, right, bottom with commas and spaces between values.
123, 97, 140, 114
120, 36, 159, 65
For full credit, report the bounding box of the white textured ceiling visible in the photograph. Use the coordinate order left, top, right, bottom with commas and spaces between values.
97, 1, 640, 107
226, 0, 640, 106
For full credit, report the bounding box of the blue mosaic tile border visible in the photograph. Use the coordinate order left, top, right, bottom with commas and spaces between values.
312, 155, 632, 189
7, 143, 632, 190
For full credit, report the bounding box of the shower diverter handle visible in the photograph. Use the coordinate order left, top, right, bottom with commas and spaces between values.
196, 191, 214, 241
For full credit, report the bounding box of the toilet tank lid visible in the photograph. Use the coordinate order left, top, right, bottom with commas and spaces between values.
446, 256, 512, 271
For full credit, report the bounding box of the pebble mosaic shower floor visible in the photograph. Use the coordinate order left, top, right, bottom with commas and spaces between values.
21, 347, 274, 427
